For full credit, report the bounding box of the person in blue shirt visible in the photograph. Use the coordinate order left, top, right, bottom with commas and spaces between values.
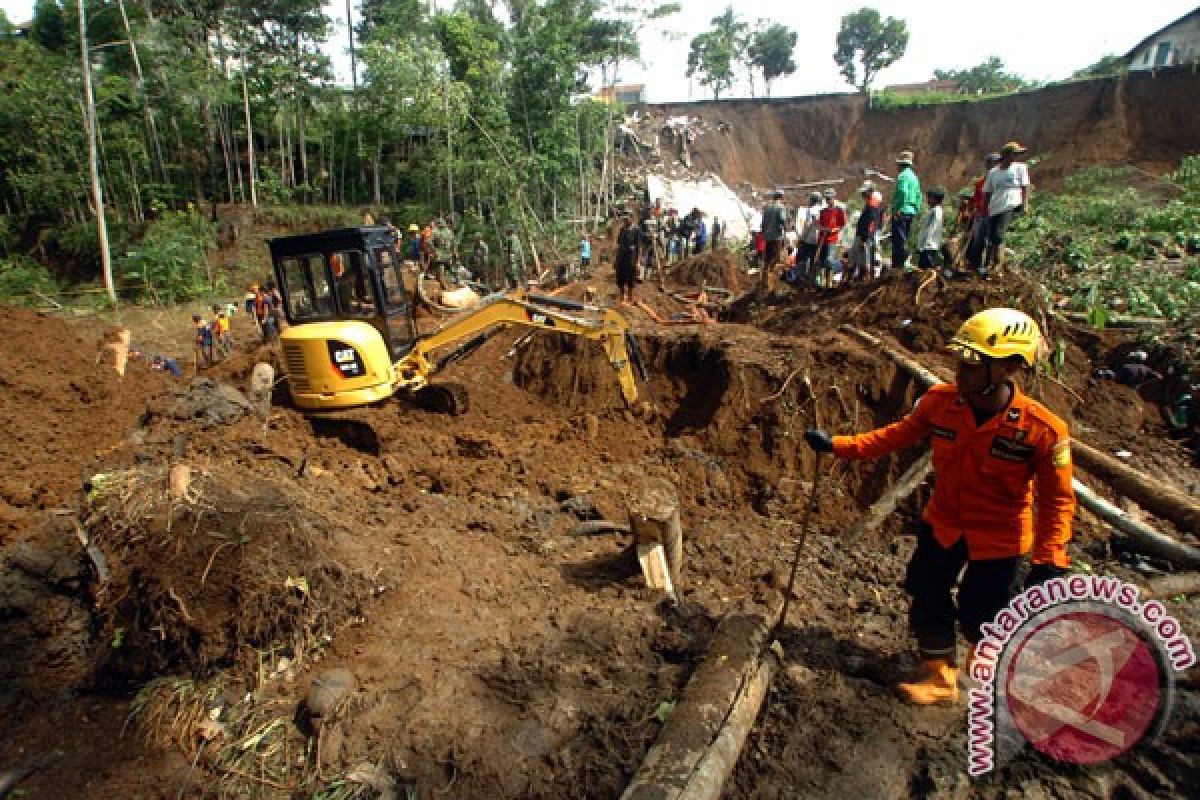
580, 234, 592, 274
151, 355, 183, 378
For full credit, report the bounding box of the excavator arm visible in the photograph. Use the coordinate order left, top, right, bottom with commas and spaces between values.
394, 292, 642, 406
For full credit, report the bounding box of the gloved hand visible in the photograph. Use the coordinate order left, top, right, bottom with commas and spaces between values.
1025, 563, 1068, 590
803, 429, 834, 453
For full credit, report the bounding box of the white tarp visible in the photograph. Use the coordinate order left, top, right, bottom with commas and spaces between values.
645, 174, 756, 242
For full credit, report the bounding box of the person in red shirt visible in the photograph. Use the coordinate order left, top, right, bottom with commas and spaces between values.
804, 308, 1075, 705
965, 152, 1000, 274
816, 188, 847, 288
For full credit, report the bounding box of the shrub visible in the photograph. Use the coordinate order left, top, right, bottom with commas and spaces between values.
118, 208, 218, 304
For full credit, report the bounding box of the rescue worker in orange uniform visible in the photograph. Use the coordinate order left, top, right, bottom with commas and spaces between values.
804, 308, 1075, 705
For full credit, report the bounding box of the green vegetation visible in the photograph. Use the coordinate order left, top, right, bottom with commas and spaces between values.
834, 7, 909, 95
935, 56, 1034, 94
0, 0, 685, 303
118, 208, 218, 304
686, 6, 746, 100
1008, 156, 1200, 323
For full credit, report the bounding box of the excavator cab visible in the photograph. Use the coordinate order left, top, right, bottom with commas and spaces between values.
269, 226, 644, 415
269, 227, 417, 410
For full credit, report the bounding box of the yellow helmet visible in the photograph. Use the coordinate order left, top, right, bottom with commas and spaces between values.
948, 308, 1041, 367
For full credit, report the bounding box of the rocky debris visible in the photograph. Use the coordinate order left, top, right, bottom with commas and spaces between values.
304, 667, 356, 720
0, 514, 94, 699
168, 378, 252, 425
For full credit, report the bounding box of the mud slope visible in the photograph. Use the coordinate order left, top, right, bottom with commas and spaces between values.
641, 67, 1200, 191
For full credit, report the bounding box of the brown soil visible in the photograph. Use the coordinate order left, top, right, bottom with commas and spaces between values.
639, 68, 1200, 196
0, 264, 1196, 799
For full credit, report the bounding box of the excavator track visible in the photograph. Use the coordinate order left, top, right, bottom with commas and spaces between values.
410, 382, 470, 416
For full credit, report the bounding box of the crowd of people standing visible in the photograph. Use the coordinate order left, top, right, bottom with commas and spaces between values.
747, 141, 1031, 289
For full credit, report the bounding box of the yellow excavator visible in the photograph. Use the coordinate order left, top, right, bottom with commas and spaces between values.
268, 226, 644, 416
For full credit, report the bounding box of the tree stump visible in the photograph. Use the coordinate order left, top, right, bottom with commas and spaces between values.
628, 479, 683, 596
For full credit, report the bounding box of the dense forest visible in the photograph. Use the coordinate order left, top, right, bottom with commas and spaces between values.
0, 0, 679, 301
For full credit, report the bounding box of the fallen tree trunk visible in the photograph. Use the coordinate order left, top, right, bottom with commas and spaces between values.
1143, 572, 1200, 599
1073, 481, 1200, 569
847, 451, 933, 541
1057, 310, 1167, 329
841, 325, 946, 388
842, 324, 1200, 569
622, 613, 779, 800
1070, 440, 1200, 536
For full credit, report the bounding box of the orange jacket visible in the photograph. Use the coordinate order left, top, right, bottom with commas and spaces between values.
833, 383, 1075, 567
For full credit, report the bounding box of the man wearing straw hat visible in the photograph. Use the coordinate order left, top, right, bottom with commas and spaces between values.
982, 141, 1031, 277
889, 150, 922, 273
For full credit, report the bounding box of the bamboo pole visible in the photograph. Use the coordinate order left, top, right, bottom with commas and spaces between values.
1070, 440, 1200, 536
846, 451, 933, 541
1072, 482, 1200, 569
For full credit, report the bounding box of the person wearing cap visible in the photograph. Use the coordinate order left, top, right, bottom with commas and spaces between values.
889, 150, 922, 272
760, 190, 788, 289
815, 188, 847, 288
796, 191, 824, 282
915, 186, 946, 271
849, 181, 884, 282
803, 308, 1075, 705
982, 142, 1031, 276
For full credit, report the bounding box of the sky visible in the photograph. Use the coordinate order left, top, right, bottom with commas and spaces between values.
2, 1, 1196, 101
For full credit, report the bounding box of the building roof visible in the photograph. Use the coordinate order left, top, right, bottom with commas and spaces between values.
885, 79, 961, 94
1124, 6, 1200, 59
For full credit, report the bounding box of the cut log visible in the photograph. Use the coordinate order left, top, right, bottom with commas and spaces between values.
1070, 439, 1200, 536
847, 451, 933, 541
1072, 481, 1200, 570
1143, 572, 1200, 599
842, 324, 1200, 568
621, 613, 779, 800
168, 464, 192, 501
628, 480, 684, 591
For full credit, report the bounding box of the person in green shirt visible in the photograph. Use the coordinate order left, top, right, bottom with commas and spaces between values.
504, 226, 526, 289
431, 219, 456, 285
889, 150, 922, 272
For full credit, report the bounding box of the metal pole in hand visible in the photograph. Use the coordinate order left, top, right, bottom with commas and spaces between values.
773, 452, 826, 637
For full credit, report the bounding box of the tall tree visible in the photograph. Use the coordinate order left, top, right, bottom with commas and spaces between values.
833, 7, 908, 95
748, 22, 796, 98
686, 5, 745, 100
77, 0, 116, 304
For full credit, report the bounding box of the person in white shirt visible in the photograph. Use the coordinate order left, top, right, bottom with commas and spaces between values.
797, 191, 823, 280
982, 141, 1031, 276
916, 187, 946, 272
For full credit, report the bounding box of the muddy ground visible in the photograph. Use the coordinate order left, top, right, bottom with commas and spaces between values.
0, 263, 1197, 799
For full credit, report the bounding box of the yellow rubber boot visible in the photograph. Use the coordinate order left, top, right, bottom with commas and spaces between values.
895, 659, 960, 705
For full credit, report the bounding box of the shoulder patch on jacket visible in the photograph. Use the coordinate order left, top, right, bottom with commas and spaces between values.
1052, 439, 1072, 468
